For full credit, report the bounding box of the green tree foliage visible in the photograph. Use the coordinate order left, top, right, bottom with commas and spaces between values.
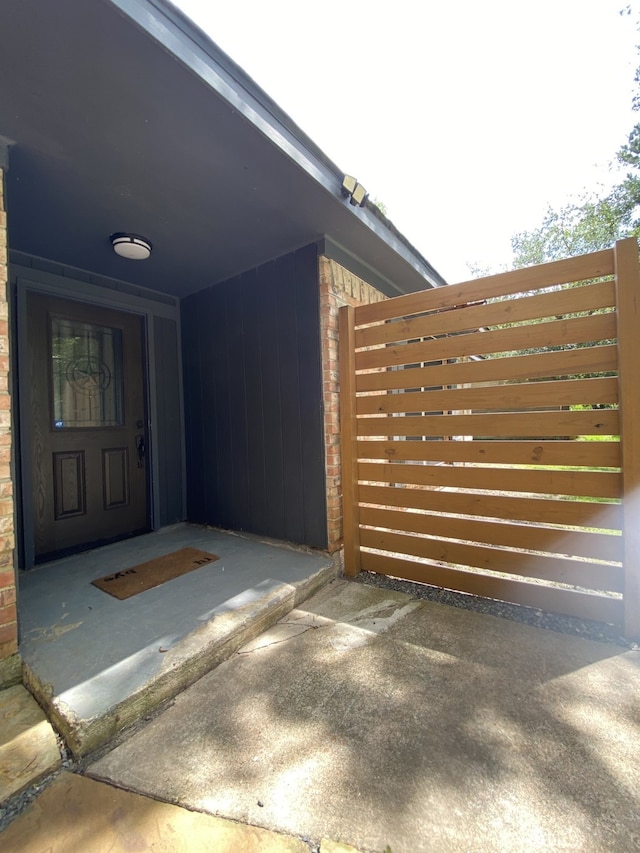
510, 8, 640, 268
510, 191, 639, 268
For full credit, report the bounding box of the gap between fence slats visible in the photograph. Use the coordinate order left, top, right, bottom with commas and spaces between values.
356, 440, 621, 468
359, 551, 624, 624
356, 345, 618, 393
356, 313, 617, 372
356, 376, 618, 416
357, 462, 620, 499
356, 279, 616, 349
359, 506, 622, 563
358, 485, 623, 530
356, 409, 619, 439
355, 249, 615, 326
359, 528, 623, 592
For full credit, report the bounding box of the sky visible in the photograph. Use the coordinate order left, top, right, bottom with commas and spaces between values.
173, 0, 638, 283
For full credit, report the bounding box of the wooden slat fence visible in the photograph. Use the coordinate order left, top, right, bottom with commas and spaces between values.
340, 238, 640, 638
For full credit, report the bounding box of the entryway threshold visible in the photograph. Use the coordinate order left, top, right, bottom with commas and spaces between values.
18, 525, 337, 758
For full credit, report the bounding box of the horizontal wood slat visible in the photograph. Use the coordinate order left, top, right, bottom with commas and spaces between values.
356, 279, 616, 348
356, 313, 617, 372
360, 528, 623, 592
359, 506, 623, 564
356, 345, 618, 393
356, 376, 618, 416
356, 440, 621, 468
358, 461, 621, 498
358, 485, 623, 530
356, 409, 619, 439
355, 249, 615, 326
359, 551, 623, 624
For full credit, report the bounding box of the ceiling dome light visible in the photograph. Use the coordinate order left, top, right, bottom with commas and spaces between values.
110, 232, 152, 260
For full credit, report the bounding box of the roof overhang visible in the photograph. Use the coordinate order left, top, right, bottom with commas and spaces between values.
0, 0, 446, 298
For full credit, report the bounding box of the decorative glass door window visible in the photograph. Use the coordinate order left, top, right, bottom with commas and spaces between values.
50, 316, 124, 428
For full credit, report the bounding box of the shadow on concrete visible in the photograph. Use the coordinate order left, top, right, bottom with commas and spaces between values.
87, 579, 640, 853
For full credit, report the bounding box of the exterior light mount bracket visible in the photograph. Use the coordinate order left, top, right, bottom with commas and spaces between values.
341, 175, 368, 207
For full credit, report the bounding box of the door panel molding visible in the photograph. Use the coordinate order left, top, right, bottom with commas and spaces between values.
53, 450, 86, 519
103, 447, 130, 510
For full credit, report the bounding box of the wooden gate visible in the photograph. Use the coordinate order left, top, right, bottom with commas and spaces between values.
339, 238, 640, 638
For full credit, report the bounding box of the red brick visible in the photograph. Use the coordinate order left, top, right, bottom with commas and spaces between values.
0, 637, 17, 659
0, 569, 15, 590
0, 534, 14, 551
0, 586, 15, 606
0, 621, 17, 647
0, 602, 16, 626
319, 258, 388, 556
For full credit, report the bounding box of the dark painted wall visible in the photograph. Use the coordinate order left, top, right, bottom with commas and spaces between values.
154, 316, 184, 526
182, 244, 327, 548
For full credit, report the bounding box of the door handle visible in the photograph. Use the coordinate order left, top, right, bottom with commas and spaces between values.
135, 434, 146, 468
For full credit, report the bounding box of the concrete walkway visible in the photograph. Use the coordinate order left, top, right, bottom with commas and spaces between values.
82, 579, 640, 853
1, 772, 337, 852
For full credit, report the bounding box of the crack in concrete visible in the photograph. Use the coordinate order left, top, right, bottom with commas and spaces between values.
236, 624, 321, 655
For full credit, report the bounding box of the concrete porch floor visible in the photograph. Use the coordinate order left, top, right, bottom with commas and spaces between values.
18, 524, 336, 757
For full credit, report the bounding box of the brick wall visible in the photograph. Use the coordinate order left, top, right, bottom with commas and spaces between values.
0, 165, 17, 662
319, 256, 386, 552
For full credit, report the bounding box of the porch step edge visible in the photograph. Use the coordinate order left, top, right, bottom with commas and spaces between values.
25, 560, 338, 759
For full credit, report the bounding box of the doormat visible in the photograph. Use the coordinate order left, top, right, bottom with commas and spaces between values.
91, 547, 219, 600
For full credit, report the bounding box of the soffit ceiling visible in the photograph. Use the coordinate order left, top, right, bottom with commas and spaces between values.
0, 0, 444, 298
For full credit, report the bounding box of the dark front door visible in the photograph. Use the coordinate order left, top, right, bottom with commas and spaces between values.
27, 293, 148, 560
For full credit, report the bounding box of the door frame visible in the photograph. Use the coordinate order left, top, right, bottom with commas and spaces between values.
13, 262, 185, 569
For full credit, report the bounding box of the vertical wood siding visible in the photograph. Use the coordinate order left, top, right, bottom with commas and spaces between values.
182, 244, 327, 548
154, 316, 184, 526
